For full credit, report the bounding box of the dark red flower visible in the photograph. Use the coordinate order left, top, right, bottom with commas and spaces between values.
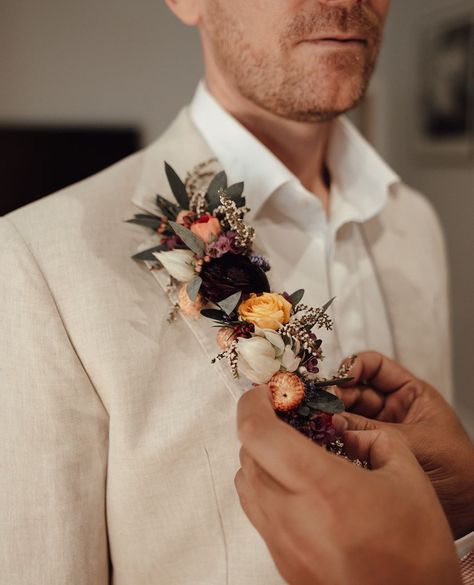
200, 253, 270, 303
196, 214, 212, 223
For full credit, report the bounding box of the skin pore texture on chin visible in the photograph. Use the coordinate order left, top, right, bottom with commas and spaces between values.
200, 1, 386, 123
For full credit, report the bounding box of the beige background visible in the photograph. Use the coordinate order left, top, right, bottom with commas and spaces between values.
1, 0, 473, 432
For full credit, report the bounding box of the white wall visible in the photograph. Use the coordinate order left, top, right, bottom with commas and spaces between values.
1, 0, 473, 429
0, 0, 203, 144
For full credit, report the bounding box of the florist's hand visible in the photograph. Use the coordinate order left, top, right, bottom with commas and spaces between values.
235, 386, 461, 585
337, 351, 474, 539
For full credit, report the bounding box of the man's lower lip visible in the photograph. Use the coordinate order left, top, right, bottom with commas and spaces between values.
302, 39, 366, 47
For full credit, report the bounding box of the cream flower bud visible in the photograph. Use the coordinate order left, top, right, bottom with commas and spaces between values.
280, 346, 301, 372
153, 249, 196, 282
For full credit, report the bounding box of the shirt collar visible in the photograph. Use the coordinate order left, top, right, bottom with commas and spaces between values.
190, 80, 400, 224
326, 116, 400, 223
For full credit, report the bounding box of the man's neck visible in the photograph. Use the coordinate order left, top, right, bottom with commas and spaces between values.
205, 74, 333, 212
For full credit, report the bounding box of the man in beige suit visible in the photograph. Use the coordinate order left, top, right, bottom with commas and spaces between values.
0, 1, 453, 583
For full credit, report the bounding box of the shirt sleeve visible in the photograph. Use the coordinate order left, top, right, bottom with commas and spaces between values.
0, 217, 110, 584
456, 532, 474, 560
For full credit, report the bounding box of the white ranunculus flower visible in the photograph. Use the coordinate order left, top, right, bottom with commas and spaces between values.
253, 327, 285, 356
153, 249, 196, 282
253, 327, 301, 371
236, 336, 281, 384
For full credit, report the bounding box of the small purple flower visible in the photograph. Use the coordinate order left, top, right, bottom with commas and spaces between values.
206, 231, 240, 258
249, 254, 271, 272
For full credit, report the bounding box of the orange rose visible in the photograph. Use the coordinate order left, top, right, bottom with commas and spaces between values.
190, 215, 221, 243
238, 293, 292, 330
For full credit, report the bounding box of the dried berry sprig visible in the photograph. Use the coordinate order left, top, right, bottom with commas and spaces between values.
214, 192, 255, 250
184, 158, 218, 202
293, 304, 334, 331
188, 192, 208, 216
167, 302, 180, 324
337, 354, 358, 378
211, 339, 239, 378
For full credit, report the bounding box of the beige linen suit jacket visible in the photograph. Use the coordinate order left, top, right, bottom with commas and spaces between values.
0, 109, 453, 584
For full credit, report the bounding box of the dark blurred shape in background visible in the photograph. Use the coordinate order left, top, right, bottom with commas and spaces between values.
0, 126, 140, 216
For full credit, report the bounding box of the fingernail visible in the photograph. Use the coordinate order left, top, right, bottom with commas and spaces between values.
333, 414, 349, 434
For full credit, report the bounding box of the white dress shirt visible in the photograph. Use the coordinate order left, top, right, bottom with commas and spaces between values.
190, 81, 399, 376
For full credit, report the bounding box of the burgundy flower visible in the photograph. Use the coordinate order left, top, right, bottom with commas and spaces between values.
305, 356, 320, 373
200, 253, 270, 303
309, 412, 335, 444
278, 410, 336, 446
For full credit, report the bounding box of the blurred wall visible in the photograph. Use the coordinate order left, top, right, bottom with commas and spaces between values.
373, 0, 474, 430
1, 0, 473, 429
0, 0, 202, 144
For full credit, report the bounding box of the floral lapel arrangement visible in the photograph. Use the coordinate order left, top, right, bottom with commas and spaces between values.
128, 160, 351, 449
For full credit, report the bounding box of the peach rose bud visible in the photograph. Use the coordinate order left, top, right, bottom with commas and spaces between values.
190, 215, 222, 244
178, 284, 203, 318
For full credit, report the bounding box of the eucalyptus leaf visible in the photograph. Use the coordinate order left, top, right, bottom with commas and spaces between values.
134, 213, 160, 220
306, 389, 345, 414
218, 291, 242, 316
126, 216, 162, 230
165, 162, 189, 209
225, 182, 244, 197
310, 377, 353, 388
206, 171, 228, 211
186, 276, 203, 302
298, 404, 311, 417
288, 289, 305, 307
132, 244, 168, 261
169, 221, 205, 256
321, 297, 336, 315
232, 195, 246, 208
229, 195, 246, 207
201, 309, 228, 321
224, 182, 246, 208
155, 194, 180, 220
